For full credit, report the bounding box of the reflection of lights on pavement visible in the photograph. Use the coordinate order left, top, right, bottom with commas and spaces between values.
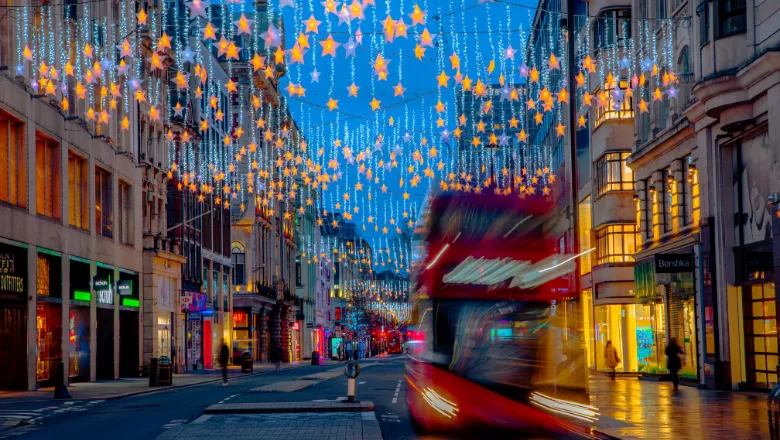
529, 392, 599, 423
421, 387, 459, 419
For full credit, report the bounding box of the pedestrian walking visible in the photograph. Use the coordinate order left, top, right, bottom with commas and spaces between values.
604, 340, 620, 380
666, 337, 684, 390
219, 340, 230, 386
271, 345, 283, 371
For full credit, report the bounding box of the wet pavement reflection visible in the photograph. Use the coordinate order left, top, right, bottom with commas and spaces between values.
589, 376, 769, 439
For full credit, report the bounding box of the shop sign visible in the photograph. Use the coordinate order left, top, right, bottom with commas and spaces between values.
745, 252, 773, 273
93, 276, 113, 305
117, 279, 133, 296
292, 322, 300, 330
181, 291, 207, 312
306, 323, 314, 328
188, 312, 201, 321
654, 253, 693, 273
0, 252, 24, 294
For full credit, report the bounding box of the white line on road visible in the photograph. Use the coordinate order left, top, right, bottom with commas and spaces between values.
391, 397, 398, 404
359, 381, 367, 385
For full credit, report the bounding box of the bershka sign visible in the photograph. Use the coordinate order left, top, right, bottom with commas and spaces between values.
654, 253, 694, 273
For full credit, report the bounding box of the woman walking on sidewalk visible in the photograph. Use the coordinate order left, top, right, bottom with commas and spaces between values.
666, 338, 684, 390
604, 340, 620, 380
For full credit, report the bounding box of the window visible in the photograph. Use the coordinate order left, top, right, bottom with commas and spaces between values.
593, 9, 631, 53
677, 46, 692, 108
718, 0, 746, 38
646, 178, 659, 240
663, 168, 674, 233
36, 134, 61, 219
596, 224, 640, 264
596, 152, 634, 196
296, 259, 302, 287
579, 197, 593, 276
118, 181, 131, 244
683, 158, 700, 226
67, 152, 88, 229
231, 242, 245, 286
0, 113, 27, 208
594, 81, 635, 128
656, 0, 667, 19
698, 1, 710, 45
95, 167, 112, 238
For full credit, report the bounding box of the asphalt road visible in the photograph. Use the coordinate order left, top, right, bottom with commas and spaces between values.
0, 355, 417, 440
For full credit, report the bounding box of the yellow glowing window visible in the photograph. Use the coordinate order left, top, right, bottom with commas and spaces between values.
595, 224, 639, 265
578, 197, 593, 276
594, 81, 634, 128
596, 152, 634, 196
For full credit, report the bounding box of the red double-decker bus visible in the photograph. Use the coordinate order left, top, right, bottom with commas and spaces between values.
406, 190, 604, 438
386, 330, 404, 354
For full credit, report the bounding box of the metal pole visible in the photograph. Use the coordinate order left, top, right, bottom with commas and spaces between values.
565, 0, 585, 379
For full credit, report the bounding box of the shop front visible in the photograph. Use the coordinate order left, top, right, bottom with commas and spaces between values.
735, 243, 776, 390
634, 253, 698, 381
94, 265, 115, 380
0, 242, 28, 390
118, 271, 140, 377
231, 310, 253, 364
289, 321, 302, 362
35, 249, 62, 387
181, 291, 207, 370
69, 257, 91, 382
156, 277, 176, 361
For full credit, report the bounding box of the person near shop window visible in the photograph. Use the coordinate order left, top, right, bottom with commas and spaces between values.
219, 341, 230, 386
604, 341, 621, 380
665, 338, 684, 390
271, 345, 283, 371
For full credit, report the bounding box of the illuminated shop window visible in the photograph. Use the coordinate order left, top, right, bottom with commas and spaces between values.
595, 152, 634, 196
683, 158, 700, 226
595, 224, 639, 265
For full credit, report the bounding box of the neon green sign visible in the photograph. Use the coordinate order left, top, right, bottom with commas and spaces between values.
122, 298, 139, 308
74, 291, 91, 301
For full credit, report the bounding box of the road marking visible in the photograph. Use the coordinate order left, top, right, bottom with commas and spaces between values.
380, 413, 401, 423
163, 418, 189, 429
359, 381, 367, 385
392, 397, 398, 404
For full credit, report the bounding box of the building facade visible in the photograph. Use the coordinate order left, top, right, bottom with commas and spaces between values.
0, 0, 144, 390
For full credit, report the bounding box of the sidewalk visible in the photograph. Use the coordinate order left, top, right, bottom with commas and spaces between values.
589, 376, 769, 439
158, 402, 381, 440
0, 361, 312, 402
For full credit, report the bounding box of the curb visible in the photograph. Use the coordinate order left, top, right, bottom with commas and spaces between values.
204, 400, 375, 414
361, 411, 384, 440
18, 363, 318, 403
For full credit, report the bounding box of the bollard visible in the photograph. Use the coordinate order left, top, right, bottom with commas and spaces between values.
54, 361, 72, 399
149, 358, 159, 387
344, 361, 361, 403
770, 381, 780, 439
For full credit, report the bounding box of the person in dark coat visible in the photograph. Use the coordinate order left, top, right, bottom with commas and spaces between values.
271, 346, 283, 371
665, 337, 684, 390
219, 341, 230, 386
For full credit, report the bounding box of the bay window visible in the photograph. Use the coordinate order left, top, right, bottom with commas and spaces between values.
596, 224, 639, 265
596, 152, 634, 196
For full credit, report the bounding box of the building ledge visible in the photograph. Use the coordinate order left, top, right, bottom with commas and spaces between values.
634, 230, 699, 262
627, 117, 694, 168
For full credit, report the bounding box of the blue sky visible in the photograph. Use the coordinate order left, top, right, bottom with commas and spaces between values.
273, 0, 541, 245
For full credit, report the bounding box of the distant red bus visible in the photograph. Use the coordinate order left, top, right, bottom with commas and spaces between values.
386, 330, 403, 354
406, 190, 604, 438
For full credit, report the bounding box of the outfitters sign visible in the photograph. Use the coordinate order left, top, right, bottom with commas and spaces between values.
654, 253, 694, 273
0, 245, 26, 296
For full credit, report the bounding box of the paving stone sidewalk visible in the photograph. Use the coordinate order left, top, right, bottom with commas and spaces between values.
157, 411, 383, 440
589, 376, 770, 439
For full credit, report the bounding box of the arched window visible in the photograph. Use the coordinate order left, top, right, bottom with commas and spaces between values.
677, 46, 692, 109
232, 242, 246, 286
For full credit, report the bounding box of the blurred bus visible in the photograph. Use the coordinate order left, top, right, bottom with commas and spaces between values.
405, 190, 604, 438
386, 330, 404, 354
